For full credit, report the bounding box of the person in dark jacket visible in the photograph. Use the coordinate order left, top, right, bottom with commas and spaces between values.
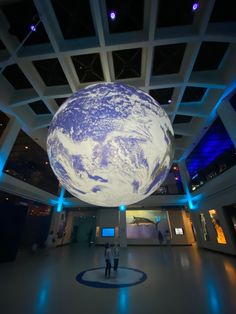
104, 243, 112, 278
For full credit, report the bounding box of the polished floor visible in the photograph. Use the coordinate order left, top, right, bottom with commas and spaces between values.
1, 245, 236, 314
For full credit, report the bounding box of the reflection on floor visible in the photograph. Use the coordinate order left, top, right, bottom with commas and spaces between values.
0, 245, 236, 314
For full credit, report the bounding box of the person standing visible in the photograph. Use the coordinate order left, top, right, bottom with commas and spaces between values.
104, 243, 112, 278
165, 230, 171, 246
112, 243, 120, 272
46, 231, 55, 248
87, 229, 93, 247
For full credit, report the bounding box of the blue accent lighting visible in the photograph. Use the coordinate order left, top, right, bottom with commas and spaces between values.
207, 279, 221, 314
0, 151, 9, 176
186, 117, 235, 177
119, 204, 126, 211
230, 91, 236, 111
56, 187, 65, 212
0, 157, 5, 175
118, 288, 129, 313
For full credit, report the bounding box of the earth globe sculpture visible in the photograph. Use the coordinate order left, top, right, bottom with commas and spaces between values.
47, 83, 175, 207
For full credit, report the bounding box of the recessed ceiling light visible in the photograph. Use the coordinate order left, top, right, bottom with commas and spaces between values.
168, 99, 172, 104
5, 197, 9, 200
192, 2, 199, 11
25, 146, 29, 150
109, 11, 116, 21
30, 24, 37, 32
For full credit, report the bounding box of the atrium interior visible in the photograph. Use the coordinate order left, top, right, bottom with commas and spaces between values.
0, 1, 236, 314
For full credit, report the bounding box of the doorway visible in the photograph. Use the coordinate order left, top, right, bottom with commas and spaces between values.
74, 216, 96, 246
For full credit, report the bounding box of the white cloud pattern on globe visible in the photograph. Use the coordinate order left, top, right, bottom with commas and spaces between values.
47, 83, 175, 207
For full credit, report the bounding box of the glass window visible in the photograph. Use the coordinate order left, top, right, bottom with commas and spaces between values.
4, 130, 59, 194
186, 117, 236, 191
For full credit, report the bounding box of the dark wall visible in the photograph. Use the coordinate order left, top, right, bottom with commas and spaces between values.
0, 202, 28, 263
21, 214, 52, 247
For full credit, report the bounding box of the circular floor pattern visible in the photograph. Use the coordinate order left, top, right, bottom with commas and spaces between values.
76, 267, 147, 288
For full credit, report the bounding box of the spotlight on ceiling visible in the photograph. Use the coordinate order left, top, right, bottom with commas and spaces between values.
192, 2, 199, 11
168, 99, 172, 104
109, 11, 116, 21
30, 24, 37, 32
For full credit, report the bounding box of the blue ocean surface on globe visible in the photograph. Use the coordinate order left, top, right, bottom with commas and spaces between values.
47, 83, 175, 207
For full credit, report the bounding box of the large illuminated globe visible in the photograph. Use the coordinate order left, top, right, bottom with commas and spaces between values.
47, 83, 174, 207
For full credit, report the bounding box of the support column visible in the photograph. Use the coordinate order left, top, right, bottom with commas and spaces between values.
217, 99, 236, 149
50, 207, 62, 234
48, 186, 65, 246
49, 208, 65, 246
119, 210, 127, 248
0, 117, 20, 173
178, 160, 194, 209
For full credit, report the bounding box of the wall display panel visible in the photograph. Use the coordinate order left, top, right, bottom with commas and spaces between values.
126, 210, 169, 239
209, 209, 227, 244
175, 228, 184, 235
57, 212, 67, 239
101, 227, 115, 237
199, 213, 209, 241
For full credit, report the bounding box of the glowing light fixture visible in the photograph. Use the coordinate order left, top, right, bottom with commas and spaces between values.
119, 204, 126, 211
109, 11, 116, 20
30, 24, 37, 32
192, 2, 199, 11
56, 187, 65, 213
168, 99, 172, 104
